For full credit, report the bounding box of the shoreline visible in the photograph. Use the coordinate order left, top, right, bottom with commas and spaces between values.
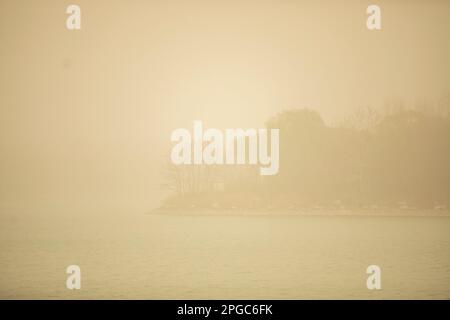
149, 207, 450, 217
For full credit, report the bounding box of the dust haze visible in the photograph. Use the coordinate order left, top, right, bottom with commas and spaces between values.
0, 0, 450, 299
1, 0, 449, 217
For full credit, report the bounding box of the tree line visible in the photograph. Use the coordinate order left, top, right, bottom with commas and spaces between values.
163, 105, 450, 210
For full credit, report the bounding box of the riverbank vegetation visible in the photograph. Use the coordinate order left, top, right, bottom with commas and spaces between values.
161, 103, 450, 212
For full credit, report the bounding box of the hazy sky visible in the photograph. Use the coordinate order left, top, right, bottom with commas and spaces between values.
1, 0, 449, 215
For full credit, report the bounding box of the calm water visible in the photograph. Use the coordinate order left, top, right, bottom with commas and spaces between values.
1, 213, 449, 299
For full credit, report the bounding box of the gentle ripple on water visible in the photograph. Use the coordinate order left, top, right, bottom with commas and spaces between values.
0, 213, 449, 299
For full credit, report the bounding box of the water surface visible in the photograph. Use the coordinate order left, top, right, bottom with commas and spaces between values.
1, 213, 449, 299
